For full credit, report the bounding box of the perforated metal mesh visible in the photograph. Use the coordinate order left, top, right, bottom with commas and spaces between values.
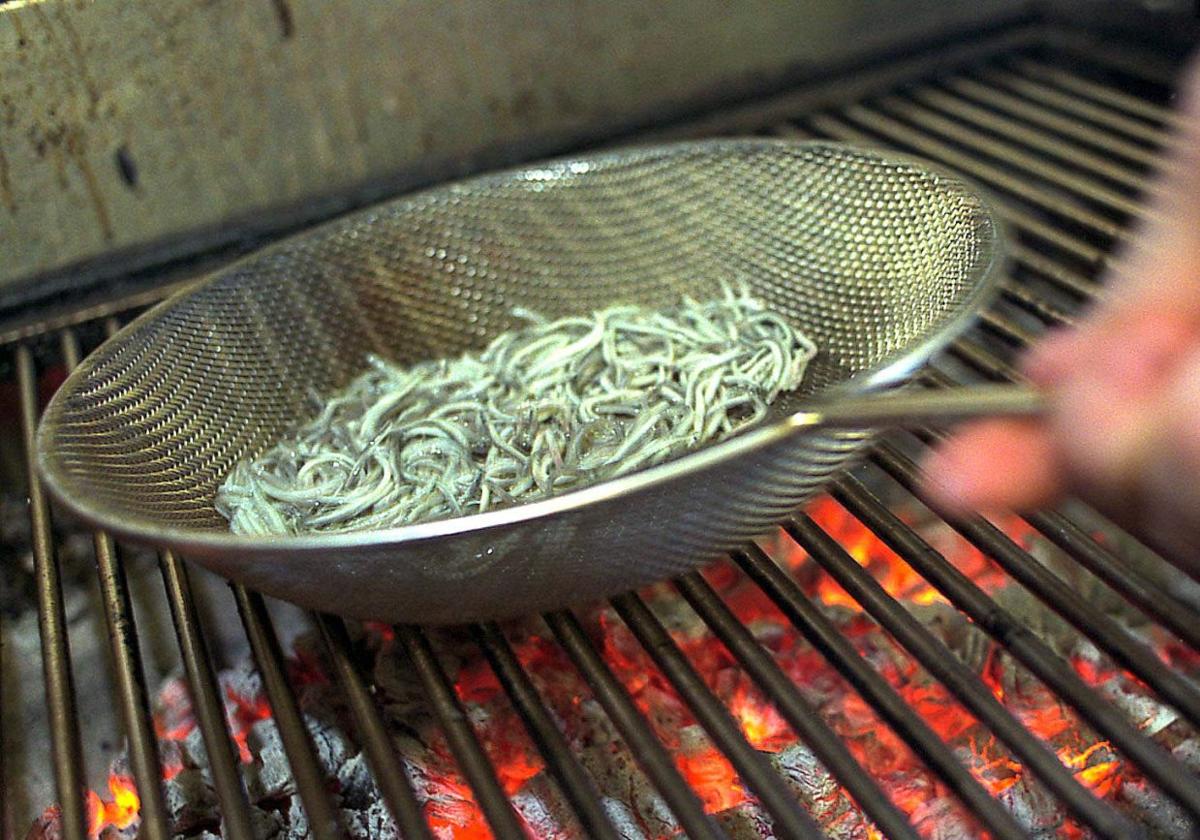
37, 140, 1001, 622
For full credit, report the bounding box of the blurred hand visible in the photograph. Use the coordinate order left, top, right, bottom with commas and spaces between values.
922, 57, 1200, 559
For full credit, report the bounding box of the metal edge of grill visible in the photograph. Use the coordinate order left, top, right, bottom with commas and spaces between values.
2, 23, 1199, 840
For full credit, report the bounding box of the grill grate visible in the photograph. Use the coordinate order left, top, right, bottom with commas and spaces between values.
3, 26, 1198, 840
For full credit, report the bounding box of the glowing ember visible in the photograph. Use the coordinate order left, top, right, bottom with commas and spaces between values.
420, 773, 494, 840
224, 684, 274, 763
86, 774, 140, 837
730, 686, 791, 751
363, 620, 396, 642
678, 746, 745, 812
1066, 743, 1121, 798
782, 497, 1027, 611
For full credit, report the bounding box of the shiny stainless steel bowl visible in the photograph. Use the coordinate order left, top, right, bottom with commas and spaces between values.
37, 139, 1003, 623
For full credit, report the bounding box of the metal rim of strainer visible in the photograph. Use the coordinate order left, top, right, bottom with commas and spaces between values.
36, 138, 1007, 555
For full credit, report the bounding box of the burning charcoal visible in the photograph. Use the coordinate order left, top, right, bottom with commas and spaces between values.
163, 767, 220, 834
511, 772, 578, 837
953, 737, 1076, 837
394, 735, 492, 835
769, 743, 873, 839
677, 724, 711, 755
992, 585, 1077, 658
249, 718, 295, 799
23, 807, 61, 840
290, 633, 336, 696
180, 725, 212, 774
907, 601, 991, 672
744, 617, 789, 648
341, 800, 400, 840
108, 753, 133, 780
995, 777, 1066, 838
511, 772, 571, 840
336, 752, 376, 809
988, 648, 1046, 700
906, 796, 977, 840
600, 797, 650, 840
390, 732, 431, 780
708, 802, 774, 839
96, 827, 137, 840
306, 715, 353, 778
642, 592, 713, 639
371, 649, 435, 726
287, 797, 310, 839
1119, 780, 1194, 839
558, 694, 679, 836
1098, 666, 1180, 737
221, 664, 266, 706
247, 804, 288, 839
1171, 738, 1200, 771
388, 727, 472, 826
244, 712, 352, 812
157, 739, 185, 780
154, 675, 197, 737
575, 735, 678, 838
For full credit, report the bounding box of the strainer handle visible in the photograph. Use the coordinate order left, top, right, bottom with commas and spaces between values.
791, 384, 1044, 429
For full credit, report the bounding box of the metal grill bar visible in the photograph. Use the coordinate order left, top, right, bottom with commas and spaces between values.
941, 333, 1200, 582
875, 95, 1147, 216
315, 615, 434, 840
543, 610, 725, 840
943, 76, 1162, 167
978, 67, 1170, 145
1025, 511, 1200, 651
674, 572, 924, 840
830, 475, 1200, 819
785, 512, 1143, 839
610, 592, 826, 839
943, 323, 1200, 585
947, 332, 1027, 381
948, 336, 1021, 381
911, 372, 1200, 649
15, 345, 88, 840
795, 114, 1114, 265
0, 278, 197, 347
1010, 58, 1178, 126
874, 442, 1200, 730
471, 622, 621, 839
92, 543, 170, 839
231, 588, 341, 840
395, 625, 527, 839
1006, 243, 1099, 299
777, 119, 1112, 275
58, 328, 171, 840
731, 546, 1029, 840
1047, 32, 1182, 89
907, 86, 1149, 190
978, 306, 1039, 345
819, 107, 1126, 239
159, 552, 257, 840
996, 278, 1075, 325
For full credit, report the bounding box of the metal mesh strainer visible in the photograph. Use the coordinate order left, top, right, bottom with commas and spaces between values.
36, 140, 1004, 623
